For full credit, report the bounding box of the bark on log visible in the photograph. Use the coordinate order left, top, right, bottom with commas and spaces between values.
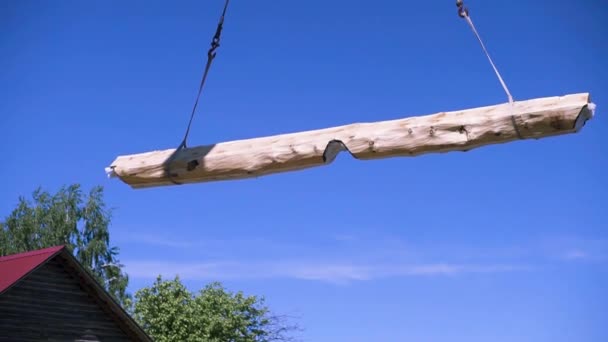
106, 93, 596, 189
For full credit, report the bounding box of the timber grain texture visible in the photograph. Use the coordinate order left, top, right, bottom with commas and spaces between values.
106, 93, 596, 189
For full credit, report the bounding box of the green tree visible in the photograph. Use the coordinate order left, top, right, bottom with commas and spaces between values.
133, 275, 299, 342
0, 184, 131, 308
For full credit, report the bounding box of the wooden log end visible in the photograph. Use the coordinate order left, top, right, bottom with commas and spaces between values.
575, 102, 596, 131
105, 166, 117, 179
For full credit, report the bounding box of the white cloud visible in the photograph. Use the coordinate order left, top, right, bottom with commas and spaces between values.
539, 236, 608, 262
123, 259, 528, 284
113, 231, 270, 250
115, 230, 606, 285
331, 234, 358, 242
113, 231, 195, 248
561, 249, 589, 260
130, 235, 196, 248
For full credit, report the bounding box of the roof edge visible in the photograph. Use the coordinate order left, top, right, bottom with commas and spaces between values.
0, 245, 65, 295
55, 249, 153, 342
0, 245, 65, 263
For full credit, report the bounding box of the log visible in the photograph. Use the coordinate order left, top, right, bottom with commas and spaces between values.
106, 93, 596, 189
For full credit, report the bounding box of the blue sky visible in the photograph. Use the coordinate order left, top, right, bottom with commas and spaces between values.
2, 0, 607, 341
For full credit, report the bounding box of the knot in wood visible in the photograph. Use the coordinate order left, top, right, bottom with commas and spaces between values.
187, 160, 199, 171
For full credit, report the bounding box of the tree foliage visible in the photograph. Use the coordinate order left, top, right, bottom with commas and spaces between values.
0, 184, 131, 308
133, 276, 299, 342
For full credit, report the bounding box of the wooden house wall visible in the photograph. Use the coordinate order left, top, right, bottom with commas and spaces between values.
0, 257, 136, 341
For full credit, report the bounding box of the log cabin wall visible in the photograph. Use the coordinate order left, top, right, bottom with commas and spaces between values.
0, 256, 137, 341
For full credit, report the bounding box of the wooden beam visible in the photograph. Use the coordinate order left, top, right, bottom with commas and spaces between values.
106, 93, 596, 189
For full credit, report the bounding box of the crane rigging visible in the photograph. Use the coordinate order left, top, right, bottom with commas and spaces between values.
105, 0, 596, 189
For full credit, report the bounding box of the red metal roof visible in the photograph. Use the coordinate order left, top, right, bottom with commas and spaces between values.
0, 245, 64, 293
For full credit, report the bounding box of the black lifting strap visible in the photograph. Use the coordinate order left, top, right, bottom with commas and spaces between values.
179, 0, 230, 150
166, 0, 230, 185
